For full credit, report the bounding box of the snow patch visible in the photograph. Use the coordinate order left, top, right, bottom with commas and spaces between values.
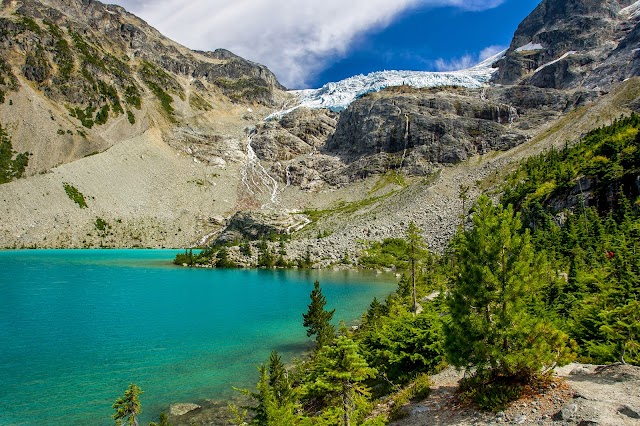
620, 1, 640, 19
516, 42, 544, 52
267, 49, 506, 119
534, 51, 577, 73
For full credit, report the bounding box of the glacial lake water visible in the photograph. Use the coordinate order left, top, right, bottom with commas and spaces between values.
0, 250, 396, 425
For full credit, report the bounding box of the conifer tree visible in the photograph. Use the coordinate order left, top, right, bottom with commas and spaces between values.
308, 336, 377, 426
406, 221, 426, 314
112, 383, 142, 426
302, 280, 336, 349
445, 196, 574, 379
268, 351, 293, 406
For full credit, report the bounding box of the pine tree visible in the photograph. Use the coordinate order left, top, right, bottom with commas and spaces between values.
302, 281, 336, 349
308, 336, 377, 426
112, 383, 142, 426
406, 221, 426, 314
268, 351, 293, 406
445, 196, 574, 379
250, 356, 298, 426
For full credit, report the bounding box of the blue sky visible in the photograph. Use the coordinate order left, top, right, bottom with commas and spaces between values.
113, 0, 541, 89
314, 0, 542, 87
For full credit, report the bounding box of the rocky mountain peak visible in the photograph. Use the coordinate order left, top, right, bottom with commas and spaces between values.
493, 0, 639, 89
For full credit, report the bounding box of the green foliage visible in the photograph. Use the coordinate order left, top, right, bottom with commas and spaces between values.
302, 281, 336, 350
63, 183, 88, 208
189, 93, 212, 111
0, 125, 30, 184
257, 239, 275, 268
69, 105, 96, 128
499, 115, 640, 366
20, 16, 42, 35
305, 335, 377, 426
112, 383, 142, 426
125, 85, 142, 109
245, 352, 299, 426
95, 105, 110, 125
70, 31, 106, 71
361, 307, 444, 384
445, 196, 574, 379
296, 248, 314, 269
359, 238, 408, 269
127, 110, 136, 125
406, 221, 427, 313
216, 247, 238, 268
43, 21, 73, 80
140, 62, 183, 118
148, 412, 171, 426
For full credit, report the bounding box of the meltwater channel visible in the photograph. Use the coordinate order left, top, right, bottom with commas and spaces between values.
0, 250, 396, 425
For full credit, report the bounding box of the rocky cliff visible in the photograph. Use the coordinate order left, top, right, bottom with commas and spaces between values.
493, 0, 640, 90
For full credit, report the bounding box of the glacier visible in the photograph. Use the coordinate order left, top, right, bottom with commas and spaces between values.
267, 49, 506, 119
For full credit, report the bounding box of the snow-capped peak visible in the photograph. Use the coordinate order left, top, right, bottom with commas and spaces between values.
267, 49, 506, 120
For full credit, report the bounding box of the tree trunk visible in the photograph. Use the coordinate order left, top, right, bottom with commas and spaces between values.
342, 387, 350, 426
412, 257, 417, 314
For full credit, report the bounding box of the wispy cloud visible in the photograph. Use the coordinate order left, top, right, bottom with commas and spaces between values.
111, 0, 505, 88
434, 44, 506, 71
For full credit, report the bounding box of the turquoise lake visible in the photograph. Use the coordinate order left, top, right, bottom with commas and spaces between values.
0, 250, 396, 425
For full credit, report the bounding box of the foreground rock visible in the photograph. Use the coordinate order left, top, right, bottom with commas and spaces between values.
391, 363, 640, 426
169, 402, 201, 416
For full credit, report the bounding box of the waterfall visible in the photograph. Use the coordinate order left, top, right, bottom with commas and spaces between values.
241, 135, 280, 207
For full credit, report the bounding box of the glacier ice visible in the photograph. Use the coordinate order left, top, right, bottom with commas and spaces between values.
267, 49, 506, 119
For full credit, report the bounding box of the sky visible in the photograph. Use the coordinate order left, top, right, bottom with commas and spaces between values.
110, 0, 542, 89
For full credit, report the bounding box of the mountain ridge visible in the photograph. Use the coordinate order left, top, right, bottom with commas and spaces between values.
0, 0, 639, 259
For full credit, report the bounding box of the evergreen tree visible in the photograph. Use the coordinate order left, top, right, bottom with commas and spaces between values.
406, 221, 426, 314
302, 281, 336, 349
250, 359, 299, 426
268, 351, 293, 406
307, 336, 377, 426
148, 412, 170, 426
445, 196, 574, 379
112, 383, 142, 426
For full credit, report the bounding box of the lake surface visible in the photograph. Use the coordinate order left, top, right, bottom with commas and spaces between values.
0, 250, 396, 425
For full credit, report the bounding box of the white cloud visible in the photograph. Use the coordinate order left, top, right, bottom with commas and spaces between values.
434, 44, 506, 71
479, 45, 506, 61
111, 0, 505, 88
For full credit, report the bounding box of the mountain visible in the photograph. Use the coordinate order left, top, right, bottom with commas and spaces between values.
0, 0, 639, 258
494, 0, 640, 88
0, 0, 285, 174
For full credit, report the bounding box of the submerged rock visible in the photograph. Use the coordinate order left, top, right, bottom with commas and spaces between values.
169, 402, 201, 416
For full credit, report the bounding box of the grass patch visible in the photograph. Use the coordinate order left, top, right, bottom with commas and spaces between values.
63, 183, 88, 208
369, 170, 408, 195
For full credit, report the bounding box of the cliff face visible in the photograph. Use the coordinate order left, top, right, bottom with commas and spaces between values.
493, 0, 640, 89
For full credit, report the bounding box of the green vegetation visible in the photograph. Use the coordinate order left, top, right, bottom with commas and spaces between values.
127, 110, 136, 125
63, 183, 88, 208
70, 31, 106, 71
214, 77, 270, 102
500, 114, 640, 366
0, 124, 30, 184
445, 196, 575, 410
303, 280, 336, 350
44, 20, 74, 80
124, 85, 142, 109
20, 16, 42, 35
189, 93, 212, 111
140, 62, 183, 118
112, 384, 142, 426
